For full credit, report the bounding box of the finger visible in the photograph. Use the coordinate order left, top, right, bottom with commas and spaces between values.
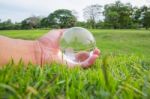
57, 29, 65, 40
75, 51, 89, 62
66, 49, 100, 68
81, 54, 98, 68
50, 29, 65, 41
48, 29, 65, 46
93, 48, 100, 56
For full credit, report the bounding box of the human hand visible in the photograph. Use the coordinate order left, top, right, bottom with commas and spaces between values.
38, 29, 100, 68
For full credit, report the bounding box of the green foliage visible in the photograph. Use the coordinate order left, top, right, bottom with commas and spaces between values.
132, 7, 142, 28
0, 54, 150, 99
47, 9, 77, 28
75, 21, 87, 28
83, 4, 102, 29
142, 11, 150, 29
141, 6, 150, 29
0, 29, 150, 60
40, 17, 49, 28
0, 29, 150, 98
0, 19, 21, 30
21, 16, 42, 29
1, 1, 150, 30
103, 1, 133, 29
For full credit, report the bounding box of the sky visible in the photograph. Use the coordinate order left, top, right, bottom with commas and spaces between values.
0, 0, 150, 22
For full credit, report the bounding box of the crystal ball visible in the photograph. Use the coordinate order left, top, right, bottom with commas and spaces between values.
60, 27, 96, 64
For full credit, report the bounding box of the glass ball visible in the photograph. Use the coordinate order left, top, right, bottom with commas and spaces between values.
60, 27, 96, 64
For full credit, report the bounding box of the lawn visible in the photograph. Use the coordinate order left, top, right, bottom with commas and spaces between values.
0, 29, 150, 99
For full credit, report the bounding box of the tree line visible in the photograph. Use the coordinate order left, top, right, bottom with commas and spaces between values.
0, 1, 150, 30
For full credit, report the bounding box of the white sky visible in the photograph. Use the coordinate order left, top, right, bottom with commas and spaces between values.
0, 0, 150, 22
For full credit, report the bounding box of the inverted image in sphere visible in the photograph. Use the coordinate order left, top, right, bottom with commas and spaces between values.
60, 27, 96, 64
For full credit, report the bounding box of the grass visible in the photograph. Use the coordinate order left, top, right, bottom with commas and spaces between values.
0, 29, 150, 99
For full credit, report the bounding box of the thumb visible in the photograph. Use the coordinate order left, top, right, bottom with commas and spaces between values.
49, 29, 65, 44
39, 29, 65, 47
52, 29, 65, 42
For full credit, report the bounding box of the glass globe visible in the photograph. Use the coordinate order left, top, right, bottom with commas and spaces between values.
60, 27, 96, 64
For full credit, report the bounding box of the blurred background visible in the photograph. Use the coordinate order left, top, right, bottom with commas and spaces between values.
0, 0, 150, 30
0, 1, 150, 99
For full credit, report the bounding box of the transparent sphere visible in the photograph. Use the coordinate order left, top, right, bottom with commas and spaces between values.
60, 27, 96, 64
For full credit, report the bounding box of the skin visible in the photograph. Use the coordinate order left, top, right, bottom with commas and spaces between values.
0, 30, 100, 68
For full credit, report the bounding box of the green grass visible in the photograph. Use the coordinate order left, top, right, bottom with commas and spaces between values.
0, 29, 150, 99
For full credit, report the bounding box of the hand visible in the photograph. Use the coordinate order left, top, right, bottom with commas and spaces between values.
38, 29, 100, 68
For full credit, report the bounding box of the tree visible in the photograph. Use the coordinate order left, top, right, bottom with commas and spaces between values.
21, 16, 41, 29
103, 1, 133, 29
75, 21, 87, 28
47, 9, 77, 28
13, 22, 21, 30
71, 10, 78, 20
83, 4, 102, 29
131, 7, 142, 28
0, 19, 14, 30
40, 17, 49, 28
141, 6, 150, 29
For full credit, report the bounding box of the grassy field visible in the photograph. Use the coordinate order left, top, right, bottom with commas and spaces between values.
0, 29, 150, 99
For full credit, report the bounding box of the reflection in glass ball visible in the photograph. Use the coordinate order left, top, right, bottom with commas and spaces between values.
60, 27, 96, 64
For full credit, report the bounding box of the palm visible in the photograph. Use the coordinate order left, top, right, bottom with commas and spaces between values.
39, 30, 100, 68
